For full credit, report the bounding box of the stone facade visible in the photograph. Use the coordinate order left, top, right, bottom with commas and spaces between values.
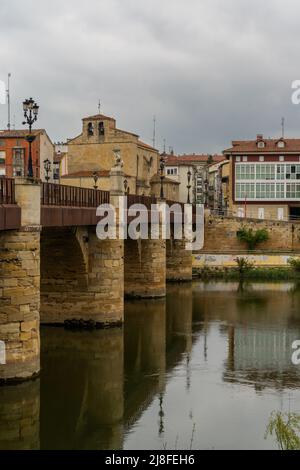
124, 238, 166, 298
41, 228, 124, 326
166, 239, 193, 281
198, 215, 300, 252
0, 230, 40, 382
66, 114, 159, 195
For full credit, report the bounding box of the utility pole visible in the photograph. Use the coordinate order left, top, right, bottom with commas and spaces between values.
98, 99, 101, 114
6, 73, 11, 130
281, 117, 285, 139
152, 115, 156, 149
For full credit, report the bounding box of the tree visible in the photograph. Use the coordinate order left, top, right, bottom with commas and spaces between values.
265, 411, 300, 450
235, 257, 254, 276
236, 226, 269, 251
288, 257, 300, 272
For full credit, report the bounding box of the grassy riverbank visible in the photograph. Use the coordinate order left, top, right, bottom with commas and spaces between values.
193, 267, 300, 281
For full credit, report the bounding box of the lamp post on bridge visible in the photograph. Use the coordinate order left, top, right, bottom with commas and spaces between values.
187, 168, 192, 204
92, 171, 99, 190
43, 159, 51, 182
159, 154, 165, 199
22, 98, 39, 178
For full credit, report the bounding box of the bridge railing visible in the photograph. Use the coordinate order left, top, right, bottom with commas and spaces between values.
127, 194, 158, 210
41, 182, 110, 207
0, 177, 16, 204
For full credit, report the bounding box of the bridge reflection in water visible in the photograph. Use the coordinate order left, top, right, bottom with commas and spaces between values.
1, 281, 300, 449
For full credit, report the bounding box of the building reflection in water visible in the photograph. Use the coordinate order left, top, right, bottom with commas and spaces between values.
192, 281, 300, 392
124, 298, 166, 433
0, 379, 40, 450
40, 327, 124, 450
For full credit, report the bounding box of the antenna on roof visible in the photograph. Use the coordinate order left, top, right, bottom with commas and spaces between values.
152, 115, 156, 149
163, 138, 166, 153
281, 117, 285, 139
6, 73, 11, 130
98, 99, 101, 114
13, 114, 15, 130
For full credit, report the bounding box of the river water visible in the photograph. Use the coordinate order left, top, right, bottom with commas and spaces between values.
1, 281, 300, 450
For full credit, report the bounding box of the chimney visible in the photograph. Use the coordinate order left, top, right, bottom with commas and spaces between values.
257, 134, 263, 140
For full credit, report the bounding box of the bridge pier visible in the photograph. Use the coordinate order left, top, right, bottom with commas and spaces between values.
166, 238, 193, 282
124, 238, 166, 298
41, 228, 124, 326
0, 178, 40, 383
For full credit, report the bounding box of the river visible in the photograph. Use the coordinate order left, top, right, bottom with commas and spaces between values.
1, 281, 300, 450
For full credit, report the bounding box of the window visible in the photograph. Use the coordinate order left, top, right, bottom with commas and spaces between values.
277, 164, 285, 180
87, 122, 94, 136
286, 183, 300, 199
242, 156, 248, 162
0, 150, 6, 164
167, 167, 178, 176
278, 208, 284, 220
277, 141, 285, 148
257, 141, 265, 148
259, 156, 265, 162
0, 140, 4, 147
237, 207, 245, 218
276, 183, 285, 199
12, 148, 25, 177
236, 164, 255, 180
236, 183, 255, 199
256, 164, 275, 180
99, 122, 105, 136
258, 208, 265, 219
279, 156, 285, 162
256, 183, 275, 199
236, 156, 241, 162
285, 164, 300, 180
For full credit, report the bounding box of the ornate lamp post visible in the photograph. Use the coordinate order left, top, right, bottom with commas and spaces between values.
187, 168, 192, 204
159, 154, 165, 199
43, 158, 51, 182
22, 98, 39, 178
124, 178, 129, 194
92, 171, 99, 190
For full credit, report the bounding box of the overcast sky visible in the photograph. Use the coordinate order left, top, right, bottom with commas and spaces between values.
1, 0, 300, 153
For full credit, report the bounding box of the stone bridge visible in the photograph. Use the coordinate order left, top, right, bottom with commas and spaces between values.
0, 169, 193, 382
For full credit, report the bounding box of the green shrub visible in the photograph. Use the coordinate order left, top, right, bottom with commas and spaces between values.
235, 257, 254, 275
265, 411, 300, 450
288, 258, 300, 272
237, 227, 269, 250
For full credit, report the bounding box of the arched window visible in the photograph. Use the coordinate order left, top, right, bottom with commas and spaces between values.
99, 122, 105, 136
87, 122, 94, 136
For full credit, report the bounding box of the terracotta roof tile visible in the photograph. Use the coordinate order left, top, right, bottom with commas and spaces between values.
224, 137, 300, 154
164, 154, 225, 166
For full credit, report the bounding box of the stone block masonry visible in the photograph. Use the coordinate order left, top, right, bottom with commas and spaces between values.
197, 215, 300, 252
41, 228, 124, 326
0, 230, 40, 382
124, 238, 166, 298
166, 238, 192, 282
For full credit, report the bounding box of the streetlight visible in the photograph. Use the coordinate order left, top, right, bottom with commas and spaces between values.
43, 158, 51, 182
159, 154, 165, 199
92, 171, 99, 190
22, 97, 39, 178
187, 168, 192, 204
124, 178, 129, 194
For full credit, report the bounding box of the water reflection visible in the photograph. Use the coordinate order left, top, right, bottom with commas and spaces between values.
0, 380, 40, 450
40, 327, 124, 450
1, 281, 300, 449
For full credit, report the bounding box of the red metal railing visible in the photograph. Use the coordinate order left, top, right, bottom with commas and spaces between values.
0, 177, 16, 204
127, 194, 158, 210
41, 182, 110, 207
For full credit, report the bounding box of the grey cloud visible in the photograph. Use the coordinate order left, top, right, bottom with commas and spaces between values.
1, 0, 300, 153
